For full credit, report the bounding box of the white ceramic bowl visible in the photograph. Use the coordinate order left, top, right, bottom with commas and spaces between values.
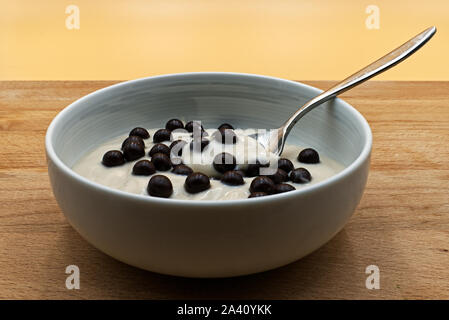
46, 72, 372, 278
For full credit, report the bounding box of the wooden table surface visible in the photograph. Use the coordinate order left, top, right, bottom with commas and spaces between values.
1, 81, 448, 300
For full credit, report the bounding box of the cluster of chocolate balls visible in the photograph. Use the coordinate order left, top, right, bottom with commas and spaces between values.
102, 119, 319, 199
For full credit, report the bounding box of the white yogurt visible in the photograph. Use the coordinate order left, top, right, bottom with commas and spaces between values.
72, 128, 344, 200
173, 128, 277, 177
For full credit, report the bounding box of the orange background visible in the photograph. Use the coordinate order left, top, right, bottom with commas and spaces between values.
1, 0, 447, 80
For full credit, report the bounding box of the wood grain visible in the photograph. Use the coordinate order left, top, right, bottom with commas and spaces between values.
0, 81, 448, 299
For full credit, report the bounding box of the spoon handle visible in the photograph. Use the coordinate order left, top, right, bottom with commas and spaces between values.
281, 26, 437, 139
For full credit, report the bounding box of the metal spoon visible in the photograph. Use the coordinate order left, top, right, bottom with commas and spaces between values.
253, 26, 437, 155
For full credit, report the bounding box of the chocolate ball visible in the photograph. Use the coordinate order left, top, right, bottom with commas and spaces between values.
249, 176, 275, 194
171, 164, 193, 176
298, 148, 320, 164
121, 136, 145, 150
147, 175, 173, 198
213, 152, 236, 173
123, 141, 145, 161
221, 171, 245, 186
290, 168, 312, 183
185, 121, 204, 133
165, 119, 184, 131
149, 143, 170, 157
218, 123, 234, 130
129, 127, 149, 139
132, 160, 156, 176
273, 183, 296, 194
102, 150, 125, 167
151, 152, 172, 171
153, 129, 172, 143
185, 172, 211, 194
278, 158, 294, 173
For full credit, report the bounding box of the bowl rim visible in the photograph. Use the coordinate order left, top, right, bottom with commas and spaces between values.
45, 72, 372, 207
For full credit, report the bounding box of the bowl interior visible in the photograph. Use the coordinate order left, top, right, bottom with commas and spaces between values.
49, 73, 368, 170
